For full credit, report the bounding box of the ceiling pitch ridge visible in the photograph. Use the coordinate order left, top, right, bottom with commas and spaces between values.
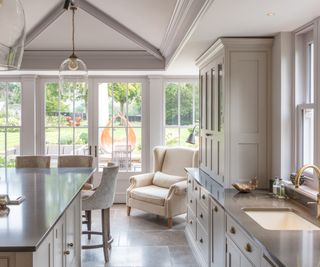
78, 0, 164, 61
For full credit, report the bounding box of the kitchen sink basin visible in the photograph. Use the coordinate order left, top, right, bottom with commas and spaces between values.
243, 208, 320, 231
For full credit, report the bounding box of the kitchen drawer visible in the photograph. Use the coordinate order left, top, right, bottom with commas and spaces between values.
187, 175, 193, 193
193, 181, 200, 199
187, 207, 197, 239
197, 200, 209, 232
188, 190, 197, 215
226, 214, 261, 266
199, 187, 209, 209
197, 220, 209, 264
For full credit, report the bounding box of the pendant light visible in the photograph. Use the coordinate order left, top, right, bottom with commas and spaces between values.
0, 0, 26, 70
59, 2, 88, 94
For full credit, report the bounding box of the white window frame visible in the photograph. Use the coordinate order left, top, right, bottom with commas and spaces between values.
294, 24, 319, 190
163, 78, 199, 147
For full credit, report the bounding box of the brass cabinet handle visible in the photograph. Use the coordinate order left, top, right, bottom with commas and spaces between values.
64, 250, 70, 255
202, 194, 206, 200
214, 206, 218, 212
230, 227, 236, 234
67, 243, 74, 247
190, 199, 192, 203
189, 220, 193, 225
195, 187, 198, 191
245, 243, 252, 253
199, 238, 203, 243
206, 133, 213, 136
200, 213, 203, 218
188, 180, 191, 184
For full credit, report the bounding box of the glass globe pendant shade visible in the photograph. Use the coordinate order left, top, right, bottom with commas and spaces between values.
59, 54, 88, 95
0, 0, 26, 70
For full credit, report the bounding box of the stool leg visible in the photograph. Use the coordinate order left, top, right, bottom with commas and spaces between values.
85, 210, 92, 240
102, 208, 111, 262
127, 206, 131, 216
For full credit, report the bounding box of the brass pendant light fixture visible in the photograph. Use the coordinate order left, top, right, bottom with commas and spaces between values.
59, 0, 88, 93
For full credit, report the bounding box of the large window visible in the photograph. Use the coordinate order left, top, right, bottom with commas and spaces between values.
164, 81, 199, 147
45, 82, 89, 167
295, 28, 317, 188
0, 82, 21, 167
98, 82, 142, 172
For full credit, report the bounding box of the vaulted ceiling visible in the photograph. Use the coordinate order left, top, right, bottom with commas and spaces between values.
20, 0, 212, 71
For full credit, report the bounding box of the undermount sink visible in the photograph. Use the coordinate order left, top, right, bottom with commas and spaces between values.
243, 208, 320, 231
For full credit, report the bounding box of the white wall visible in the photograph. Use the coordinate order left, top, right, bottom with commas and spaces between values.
271, 32, 293, 179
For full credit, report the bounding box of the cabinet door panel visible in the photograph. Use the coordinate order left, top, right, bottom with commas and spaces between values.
35, 231, 53, 267
65, 201, 76, 267
53, 215, 64, 267
227, 237, 241, 267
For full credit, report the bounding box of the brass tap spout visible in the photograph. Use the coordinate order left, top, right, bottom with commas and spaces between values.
295, 164, 320, 188
295, 164, 320, 219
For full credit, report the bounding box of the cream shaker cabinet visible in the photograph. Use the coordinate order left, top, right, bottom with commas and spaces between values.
196, 38, 272, 188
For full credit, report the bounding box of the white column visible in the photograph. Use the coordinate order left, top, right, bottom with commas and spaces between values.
148, 76, 164, 169
21, 75, 37, 155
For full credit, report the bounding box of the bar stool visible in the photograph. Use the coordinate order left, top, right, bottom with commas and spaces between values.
81, 162, 119, 262
16, 155, 51, 168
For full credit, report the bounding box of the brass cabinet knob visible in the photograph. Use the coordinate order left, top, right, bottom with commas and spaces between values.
199, 238, 203, 243
67, 243, 74, 247
188, 180, 191, 184
214, 206, 218, 212
195, 187, 198, 191
230, 227, 236, 234
200, 213, 203, 218
64, 250, 70, 255
190, 199, 192, 203
189, 220, 193, 225
202, 194, 206, 200
245, 243, 252, 253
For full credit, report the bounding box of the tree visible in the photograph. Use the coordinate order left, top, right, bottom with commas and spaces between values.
108, 82, 140, 114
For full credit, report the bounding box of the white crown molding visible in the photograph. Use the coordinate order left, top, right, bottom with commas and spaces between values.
79, 0, 164, 61
20, 50, 165, 70
26, 1, 65, 46
160, 0, 214, 69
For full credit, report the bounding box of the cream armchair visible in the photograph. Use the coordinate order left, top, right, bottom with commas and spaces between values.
126, 146, 198, 227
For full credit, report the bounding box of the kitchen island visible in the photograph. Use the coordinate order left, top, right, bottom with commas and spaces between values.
0, 167, 94, 267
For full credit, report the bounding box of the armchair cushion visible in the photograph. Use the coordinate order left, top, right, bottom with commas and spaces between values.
129, 172, 154, 188
130, 185, 169, 206
153, 171, 186, 189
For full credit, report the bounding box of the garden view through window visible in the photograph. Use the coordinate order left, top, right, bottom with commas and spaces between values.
165, 81, 199, 147
45, 82, 89, 167
98, 82, 142, 172
0, 82, 21, 167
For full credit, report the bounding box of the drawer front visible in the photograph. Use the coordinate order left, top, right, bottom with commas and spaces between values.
196, 200, 209, 232
193, 181, 200, 199
187, 175, 193, 193
188, 190, 197, 215
226, 214, 261, 266
199, 187, 209, 209
187, 207, 197, 238
197, 221, 209, 264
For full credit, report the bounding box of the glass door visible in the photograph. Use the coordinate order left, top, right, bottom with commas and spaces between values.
43, 81, 89, 167
93, 80, 144, 173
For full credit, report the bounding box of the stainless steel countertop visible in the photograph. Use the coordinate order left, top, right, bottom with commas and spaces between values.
186, 168, 320, 267
0, 168, 94, 252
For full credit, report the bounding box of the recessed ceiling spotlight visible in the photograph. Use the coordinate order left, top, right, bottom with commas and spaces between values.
266, 12, 275, 16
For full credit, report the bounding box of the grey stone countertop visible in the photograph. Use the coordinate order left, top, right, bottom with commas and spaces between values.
0, 167, 94, 252
186, 167, 320, 267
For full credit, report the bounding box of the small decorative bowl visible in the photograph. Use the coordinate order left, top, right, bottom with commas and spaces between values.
290, 173, 305, 186
232, 177, 258, 193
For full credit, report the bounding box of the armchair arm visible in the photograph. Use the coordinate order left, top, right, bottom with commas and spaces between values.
167, 180, 187, 200
128, 172, 154, 189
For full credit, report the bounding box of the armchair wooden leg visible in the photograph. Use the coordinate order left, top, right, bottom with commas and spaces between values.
168, 217, 173, 228
127, 206, 131, 216
102, 208, 112, 262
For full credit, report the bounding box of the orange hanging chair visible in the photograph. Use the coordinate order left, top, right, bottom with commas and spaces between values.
100, 113, 136, 153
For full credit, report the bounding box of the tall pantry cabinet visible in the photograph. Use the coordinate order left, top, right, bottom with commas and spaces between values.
196, 38, 272, 188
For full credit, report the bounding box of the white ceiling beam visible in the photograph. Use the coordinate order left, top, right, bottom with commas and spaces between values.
26, 1, 66, 47
79, 0, 164, 61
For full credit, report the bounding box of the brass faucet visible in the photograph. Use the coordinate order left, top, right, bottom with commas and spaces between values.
295, 164, 320, 219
